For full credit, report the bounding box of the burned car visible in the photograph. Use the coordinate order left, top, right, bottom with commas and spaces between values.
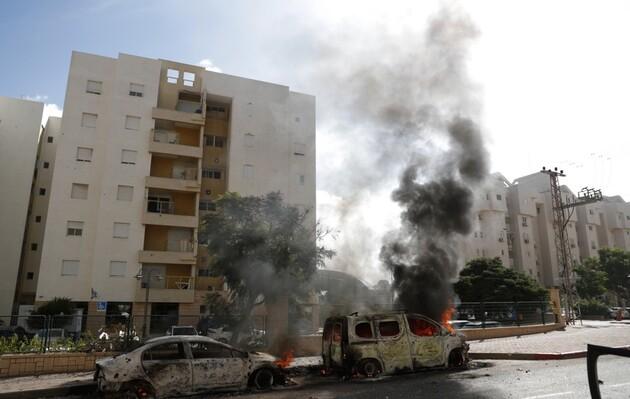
322, 311, 468, 377
95, 335, 284, 398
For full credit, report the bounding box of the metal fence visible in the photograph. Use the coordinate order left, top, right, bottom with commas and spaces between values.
455, 301, 558, 328
0, 314, 267, 354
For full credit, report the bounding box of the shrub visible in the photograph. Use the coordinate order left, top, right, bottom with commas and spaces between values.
577, 298, 609, 317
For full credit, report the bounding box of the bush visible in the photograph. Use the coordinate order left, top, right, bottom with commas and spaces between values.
577, 298, 609, 317
0, 336, 43, 354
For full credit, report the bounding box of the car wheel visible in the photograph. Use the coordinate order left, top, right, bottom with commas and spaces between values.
121, 381, 155, 399
448, 349, 465, 368
251, 368, 274, 390
359, 359, 381, 378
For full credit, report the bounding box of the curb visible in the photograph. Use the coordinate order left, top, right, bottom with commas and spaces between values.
0, 382, 96, 399
470, 345, 630, 361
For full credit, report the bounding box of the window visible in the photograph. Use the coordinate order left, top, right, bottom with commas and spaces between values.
183, 72, 195, 87
332, 323, 342, 343
588, 225, 593, 231
496, 194, 502, 201
142, 343, 186, 361
124, 115, 141, 130
407, 316, 439, 337
190, 342, 233, 359
109, 261, 127, 277
243, 164, 254, 179
522, 216, 528, 227
117, 185, 133, 201
627, 216, 630, 221
47, 136, 53, 143
298, 174, 305, 186
71, 183, 88, 199
121, 150, 137, 165
43, 161, 50, 168
589, 209, 595, 215
129, 83, 144, 97
166, 68, 179, 84
202, 168, 222, 179
81, 113, 97, 128
113, 222, 130, 238
378, 321, 400, 337
30, 243, 37, 251
35, 216, 41, 223
26, 272, 34, 280
76, 147, 93, 162
86, 80, 102, 95
293, 142, 305, 156
39, 188, 46, 196
204, 135, 224, 147
147, 196, 172, 213
199, 200, 216, 211
355, 322, 373, 339
66, 221, 84, 236
244, 133, 254, 147
61, 260, 79, 276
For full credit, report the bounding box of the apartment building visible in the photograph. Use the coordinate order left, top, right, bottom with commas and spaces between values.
464, 173, 511, 267
462, 171, 630, 290
19, 52, 315, 330
0, 96, 44, 317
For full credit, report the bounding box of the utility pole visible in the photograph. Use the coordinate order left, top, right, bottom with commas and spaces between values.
540, 167, 603, 325
135, 269, 163, 337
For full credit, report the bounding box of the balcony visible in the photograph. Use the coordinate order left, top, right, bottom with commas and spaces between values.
152, 107, 205, 125
145, 176, 200, 192
135, 276, 195, 303
150, 129, 202, 158
142, 198, 197, 228
139, 250, 195, 265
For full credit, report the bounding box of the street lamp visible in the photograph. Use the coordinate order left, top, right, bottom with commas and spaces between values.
135, 269, 163, 337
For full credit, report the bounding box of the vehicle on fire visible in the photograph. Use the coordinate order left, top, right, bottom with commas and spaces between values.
322, 311, 469, 377
94, 335, 284, 398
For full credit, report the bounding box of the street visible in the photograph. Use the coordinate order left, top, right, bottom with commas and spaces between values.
201, 357, 629, 399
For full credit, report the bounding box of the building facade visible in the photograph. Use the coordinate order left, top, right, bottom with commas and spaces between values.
15, 52, 315, 331
0, 96, 44, 317
465, 172, 630, 290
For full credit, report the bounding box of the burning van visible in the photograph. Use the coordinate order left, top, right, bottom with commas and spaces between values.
322, 311, 468, 377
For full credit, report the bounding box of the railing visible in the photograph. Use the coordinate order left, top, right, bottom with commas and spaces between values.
0, 314, 268, 352
164, 275, 194, 290
147, 200, 175, 214
455, 301, 557, 328
153, 129, 180, 144
172, 168, 197, 180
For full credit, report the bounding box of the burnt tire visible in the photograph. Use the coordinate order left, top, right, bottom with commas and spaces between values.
120, 381, 155, 399
251, 368, 275, 391
358, 359, 381, 378
448, 349, 466, 369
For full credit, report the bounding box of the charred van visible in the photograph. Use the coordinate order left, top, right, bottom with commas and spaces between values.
322, 311, 468, 377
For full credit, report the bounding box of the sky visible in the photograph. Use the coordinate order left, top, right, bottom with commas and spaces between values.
2, 0, 629, 283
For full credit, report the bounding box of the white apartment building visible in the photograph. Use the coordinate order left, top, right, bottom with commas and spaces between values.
19, 51, 315, 329
0, 96, 44, 317
463, 171, 630, 290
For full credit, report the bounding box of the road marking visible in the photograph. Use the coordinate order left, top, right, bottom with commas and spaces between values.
521, 392, 574, 399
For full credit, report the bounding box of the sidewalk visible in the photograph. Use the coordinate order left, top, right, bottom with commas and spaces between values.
468, 320, 630, 359
0, 371, 94, 398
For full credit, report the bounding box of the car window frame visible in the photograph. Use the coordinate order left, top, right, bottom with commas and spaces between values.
377, 319, 402, 340
353, 321, 375, 340
142, 341, 189, 362
188, 340, 234, 360
406, 314, 442, 337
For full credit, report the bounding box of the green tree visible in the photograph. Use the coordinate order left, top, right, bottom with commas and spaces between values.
575, 257, 608, 299
27, 297, 74, 329
454, 257, 548, 302
198, 192, 334, 343
598, 248, 630, 304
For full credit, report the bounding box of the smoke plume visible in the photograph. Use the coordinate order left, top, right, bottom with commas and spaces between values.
307, 6, 488, 308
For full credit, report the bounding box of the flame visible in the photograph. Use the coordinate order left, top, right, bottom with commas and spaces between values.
274, 350, 294, 369
441, 305, 455, 334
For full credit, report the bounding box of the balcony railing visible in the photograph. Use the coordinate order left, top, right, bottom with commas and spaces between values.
154, 129, 181, 144
147, 200, 175, 214
140, 276, 194, 290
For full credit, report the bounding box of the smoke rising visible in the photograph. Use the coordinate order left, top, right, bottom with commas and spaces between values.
310, 6, 488, 295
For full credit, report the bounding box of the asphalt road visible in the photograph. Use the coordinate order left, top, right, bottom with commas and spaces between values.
206, 357, 630, 399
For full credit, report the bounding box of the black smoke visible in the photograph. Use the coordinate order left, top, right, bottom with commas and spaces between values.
382, 117, 488, 321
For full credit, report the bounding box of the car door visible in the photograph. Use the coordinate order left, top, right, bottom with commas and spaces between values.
189, 341, 246, 392
376, 317, 413, 374
405, 314, 446, 368
141, 341, 192, 397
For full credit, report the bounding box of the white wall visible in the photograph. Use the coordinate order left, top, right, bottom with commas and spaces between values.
0, 96, 43, 315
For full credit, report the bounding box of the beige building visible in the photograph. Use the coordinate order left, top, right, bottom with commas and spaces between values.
0, 96, 44, 317
17, 51, 315, 330
463, 171, 630, 290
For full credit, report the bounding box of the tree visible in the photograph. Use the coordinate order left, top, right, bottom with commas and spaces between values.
454, 257, 548, 302
198, 192, 334, 343
28, 297, 74, 329
598, 248, 630, 305
575, 257, 608, 299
